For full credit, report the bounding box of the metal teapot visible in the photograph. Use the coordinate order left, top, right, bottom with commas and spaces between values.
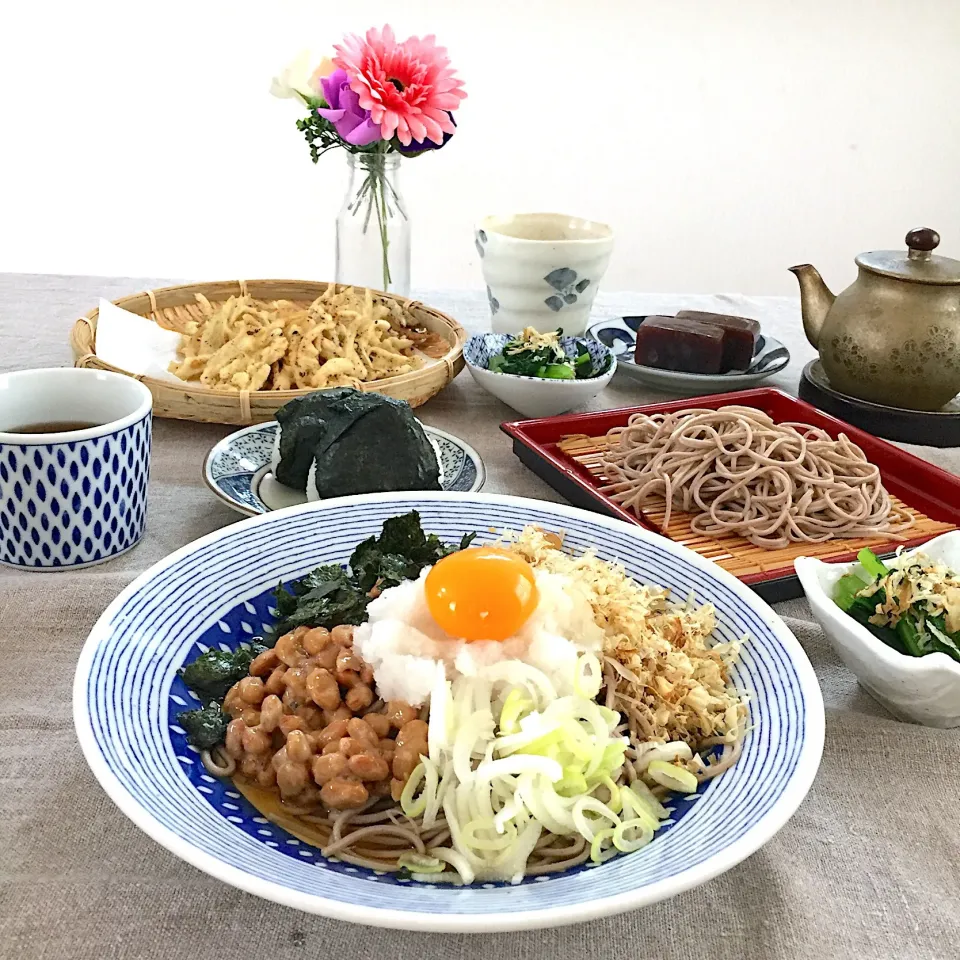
790, 228, 960, 411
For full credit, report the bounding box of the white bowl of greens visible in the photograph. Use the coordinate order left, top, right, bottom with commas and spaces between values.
795, 532, 960, 728
464, 329, 616, 419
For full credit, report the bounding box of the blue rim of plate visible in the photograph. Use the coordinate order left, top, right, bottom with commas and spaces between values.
587, 316, 790, 383
73, 492, 824, 933
204, 422, 486, 517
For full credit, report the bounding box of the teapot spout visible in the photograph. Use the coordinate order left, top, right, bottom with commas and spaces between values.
789, 264, 835, 348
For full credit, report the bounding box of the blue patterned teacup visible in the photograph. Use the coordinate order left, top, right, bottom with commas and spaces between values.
0, 368, 153, 570
476, 213, 614, 336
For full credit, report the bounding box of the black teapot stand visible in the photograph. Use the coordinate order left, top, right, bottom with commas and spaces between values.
799, 360, 960, 448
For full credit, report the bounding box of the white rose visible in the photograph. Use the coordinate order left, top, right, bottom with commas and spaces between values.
269, 50, 329, 103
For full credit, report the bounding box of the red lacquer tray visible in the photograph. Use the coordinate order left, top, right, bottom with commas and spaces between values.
500, 388, 960, 603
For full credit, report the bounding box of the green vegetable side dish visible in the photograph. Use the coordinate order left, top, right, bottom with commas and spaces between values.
833, 548, 960, 664
487, 327, 610, 380
176, 511, 475, 749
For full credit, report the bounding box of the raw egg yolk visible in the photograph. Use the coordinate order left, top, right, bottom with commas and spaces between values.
425, 547, 540, 641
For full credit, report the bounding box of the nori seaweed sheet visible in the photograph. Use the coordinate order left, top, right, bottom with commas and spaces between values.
274, 388, 441, 497
274, 393, 334, 489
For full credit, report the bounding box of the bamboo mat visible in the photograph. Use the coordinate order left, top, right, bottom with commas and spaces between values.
557, 433, 958, 578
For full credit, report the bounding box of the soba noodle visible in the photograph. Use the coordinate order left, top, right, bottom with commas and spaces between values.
601, 405, 913, 549
223, 773, 595, 876
192, 520, 749, 882
206, 682, 741, 878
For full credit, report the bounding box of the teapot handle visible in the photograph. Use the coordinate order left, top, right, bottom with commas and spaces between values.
906, 227, 940, 260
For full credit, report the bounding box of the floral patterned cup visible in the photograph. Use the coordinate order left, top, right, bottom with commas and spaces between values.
475, 213, 614, 336
0, 368, 153, 570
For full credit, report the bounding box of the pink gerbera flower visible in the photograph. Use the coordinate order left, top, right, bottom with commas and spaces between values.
333, 25, 466, 147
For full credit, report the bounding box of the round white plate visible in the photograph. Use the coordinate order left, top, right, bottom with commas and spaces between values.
204, 422, 485, 516
588, 316, 790, 394
74, 492, 824, 932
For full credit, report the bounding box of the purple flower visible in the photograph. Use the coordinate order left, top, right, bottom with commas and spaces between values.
317, 68, 382, 146
396, 114, 457, 156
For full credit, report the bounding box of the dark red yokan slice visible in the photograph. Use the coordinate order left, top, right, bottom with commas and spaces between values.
633, 316, 725, 373
676, 310, 760, 372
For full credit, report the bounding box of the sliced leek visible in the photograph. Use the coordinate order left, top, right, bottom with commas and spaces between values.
647, 759, 699, 794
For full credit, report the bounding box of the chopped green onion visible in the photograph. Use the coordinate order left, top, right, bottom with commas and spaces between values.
590, 828, 618, 864
422, 757, 448, 828
598, 706, 621, 727
400, 762, 429, 818
556, 769, 589, 797
596, 741, 628, 778
414, 660, 673, 883
633, 740, 693, 773
462, 819, 517, 851
499, 688, 532, 735
398, 853, 445, 874
572, 796, 620, 842
647, 760, 699, 794
613, 816, 655, 853
594, 776, 622, 815
472, 754, 564, 785
428, 675, 452, 762
620, 784, 665, 826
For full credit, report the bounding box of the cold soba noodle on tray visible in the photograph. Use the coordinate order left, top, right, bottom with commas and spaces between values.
177, 512, 748, 884
602, 406, 913, 549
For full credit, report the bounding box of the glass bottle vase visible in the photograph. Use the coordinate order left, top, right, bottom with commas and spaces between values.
335, 150, 411, 295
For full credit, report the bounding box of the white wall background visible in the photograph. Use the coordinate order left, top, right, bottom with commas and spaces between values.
1, 0, 958, 295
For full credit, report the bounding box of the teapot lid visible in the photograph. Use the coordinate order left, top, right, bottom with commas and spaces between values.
857, 228, 960, 284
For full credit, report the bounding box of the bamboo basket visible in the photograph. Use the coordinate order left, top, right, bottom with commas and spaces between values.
556, 433, 958, 580
70, 279, 467, 425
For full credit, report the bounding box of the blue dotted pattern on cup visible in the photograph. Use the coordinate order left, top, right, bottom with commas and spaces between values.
0, 415, 151, 568
208, 424, 482, 515
464, 333, 612, 377
80, 495, 817, 919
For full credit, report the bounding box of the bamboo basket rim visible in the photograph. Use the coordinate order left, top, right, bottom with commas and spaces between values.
70, 278, 468, 401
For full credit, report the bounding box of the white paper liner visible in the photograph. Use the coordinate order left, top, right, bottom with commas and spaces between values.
95, 299, 184, 383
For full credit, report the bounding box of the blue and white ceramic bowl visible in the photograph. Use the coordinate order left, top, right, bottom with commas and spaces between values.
464, 333, 616, 418
204, 421, 485, 517
74, 493, 824, 932
0, 368, 152, 569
